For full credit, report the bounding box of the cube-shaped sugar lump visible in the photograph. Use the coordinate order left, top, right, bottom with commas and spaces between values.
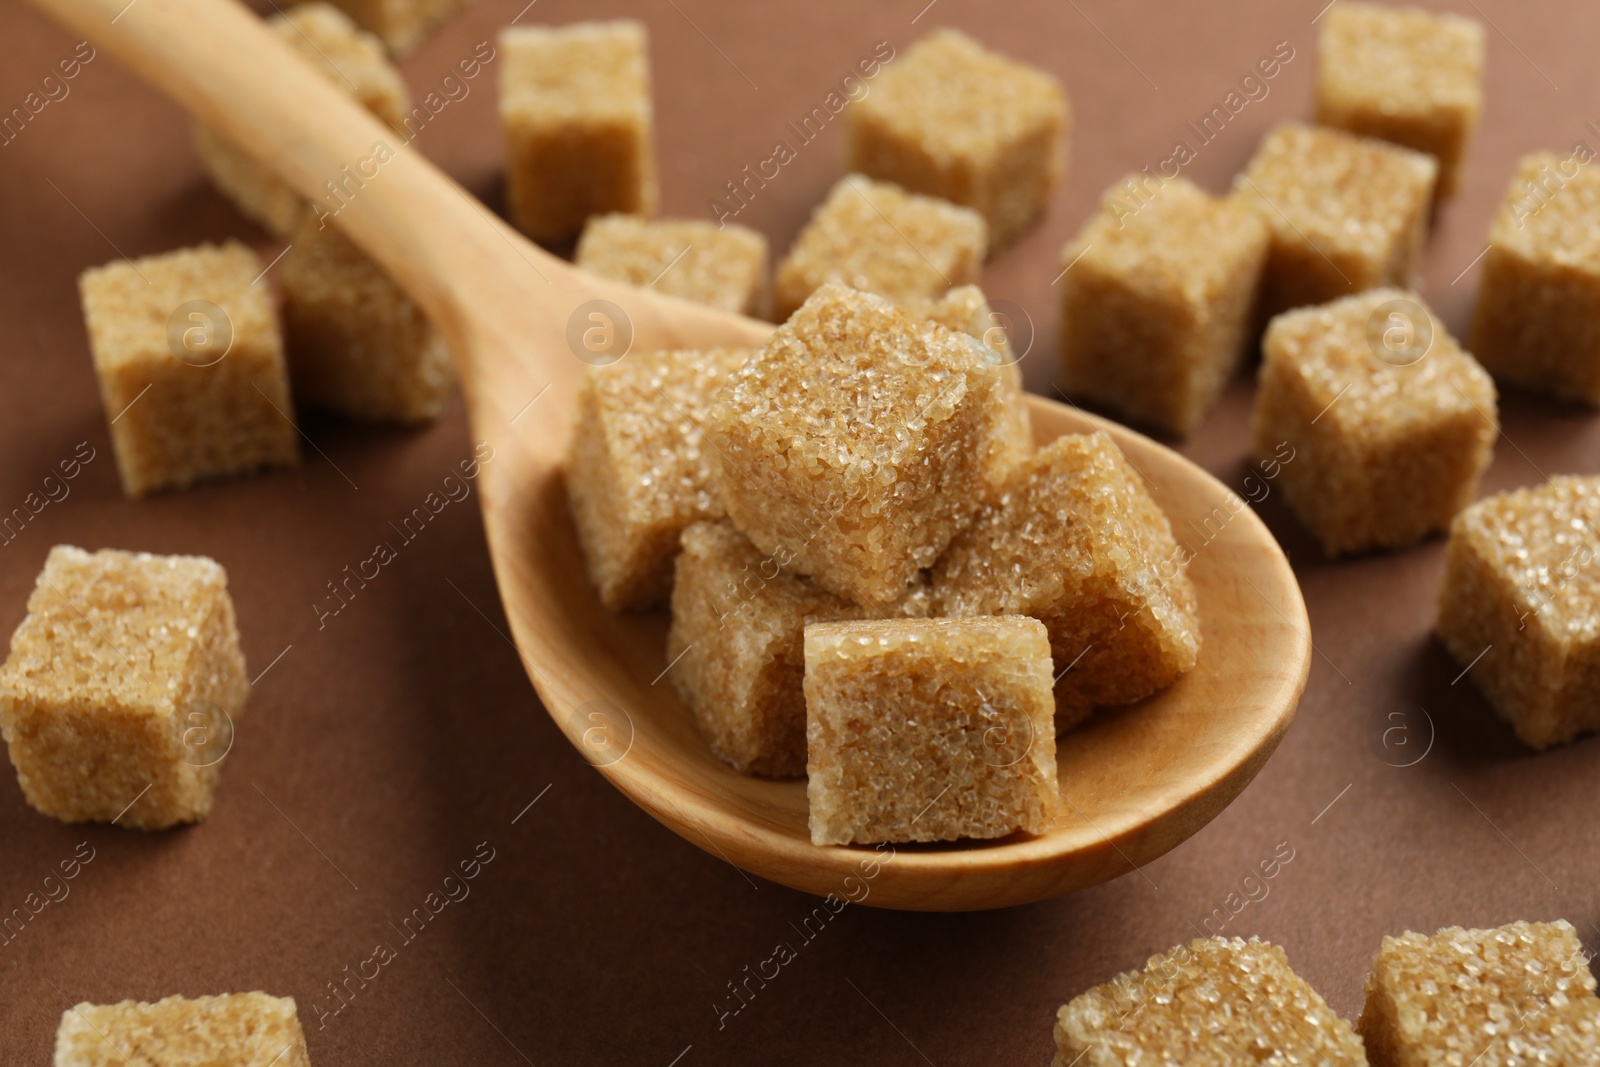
1317, 2, 1485, 199
902, 285, 1034, 468
576, 214, 771, 318
79, 242, 299, 498
668, 522, 932, 777
1253, 289, 1497, 556
804, 615, 1058, 845
280, 214, 456, 423
847, 29, 1068, 246
772, 175, 986, 321
321, 0, 467, 56
1359, 921, 1600, 1066
1470, 153, 1600, 406
1236, 123, 1436, 319
55, 992, 310, 1067
1437, 477, 1600, 749
1059, 175, 1270, 437
499, 21, 657, 245
932, 432, 1200, 716
0, 547, 249, 829
194, 3, 409, 236
668, 522, 864, 777
706, 282, 1011, 607
1054, 937, 1368, 1067
568, 348, 752, 611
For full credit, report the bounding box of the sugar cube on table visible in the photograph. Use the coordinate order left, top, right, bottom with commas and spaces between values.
575, 214, 771, 319
932, 432, 1200, 726
567, 348, 753, 612
321, 0, 467, 56
78, 242, 299, 498
0, 547, 249, 830
902, 284, 1034, 468
280, 214, 456, 423
1053, 937, 1368, 1067
1252, 288, 1497, 556
668, 521, 932, 778
1470, 153, 1600, 406
706, 282, 1011, 608
847, 28, 1068, 247
54, 992, 310, 1066
804, 615, 1058, 846
1235, 123, 1436, 320
1359, 921, 1600, 1065
193, 3, 409, 236
1058, 175, 1270, 437
1316, 2, 1485, 200
1437, 476, 1600, 749
772, 175, 986, 321
499, 21, 657, 246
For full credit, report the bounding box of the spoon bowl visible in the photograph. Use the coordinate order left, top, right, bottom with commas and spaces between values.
31, 0, 1311, 909
511, 394, 1308, 909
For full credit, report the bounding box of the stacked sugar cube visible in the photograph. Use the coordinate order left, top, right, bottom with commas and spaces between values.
568, 282, 1200, 846
550, 28, 1205, 849
1051, 920, 1600, 1065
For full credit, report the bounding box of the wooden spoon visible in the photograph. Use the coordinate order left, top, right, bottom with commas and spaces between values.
33, 0, 1311, 910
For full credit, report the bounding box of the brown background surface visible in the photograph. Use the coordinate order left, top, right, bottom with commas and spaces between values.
3, 0, 1600, 1062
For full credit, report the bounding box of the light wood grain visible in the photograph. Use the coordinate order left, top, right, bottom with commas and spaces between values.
33, 0, 1311, 909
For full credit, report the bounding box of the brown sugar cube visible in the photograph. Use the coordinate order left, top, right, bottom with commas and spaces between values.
668, 522, 932, 778
568, 347, 753, 611
193, 3, 409, 236
279, 214, 456, 423
1253, 288, 1497, 556
1437, 477, 1600, 749
575, 214, 770, 319
932, 432, 1200, 721
1235, 123, 1437, 319
1470, 153, 1600, 406
1316, 2, 1485, 199
0, 547, 249, 830
668, 522, 863, 777
847, 29, 1068, 246
902, 284, 1034, 468
320, 0, 467, 55
706, 282, 1011, 607
1054, 937, 1368, 1067
1058, 176, 1270, 437
499, 21, 657, 246
804, 615, 1058, 846
772, 175, 986, 321
79, 242, 299, 498
55, 992, 310, 1066
1359, 920, 1600, 1065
